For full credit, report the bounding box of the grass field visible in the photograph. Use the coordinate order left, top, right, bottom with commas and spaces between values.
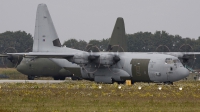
0, 68, 200, 111
0, 68, 53, 80
0, 80, 200, 112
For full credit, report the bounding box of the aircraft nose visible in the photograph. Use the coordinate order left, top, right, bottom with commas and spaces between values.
178, 67, 189, 79
170, 67, 189, 82
17, 64, 26, 74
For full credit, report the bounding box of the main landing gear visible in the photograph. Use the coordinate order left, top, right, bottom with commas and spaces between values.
28, 75, 35, 80
53, 76, 66, 80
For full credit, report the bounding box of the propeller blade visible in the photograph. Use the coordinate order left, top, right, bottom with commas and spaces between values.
1, 47, 20, 68
179, 44, 195, 69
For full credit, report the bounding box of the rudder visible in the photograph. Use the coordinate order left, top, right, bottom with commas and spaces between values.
32, 4, 61, 52
107, 17, 127, 52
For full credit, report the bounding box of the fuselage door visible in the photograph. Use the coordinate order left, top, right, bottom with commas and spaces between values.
136, 66, 141, 76
130, 59, 150, 82
165, 58, 179, 81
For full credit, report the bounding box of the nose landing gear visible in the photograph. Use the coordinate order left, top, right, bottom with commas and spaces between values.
164, 81, 173, 85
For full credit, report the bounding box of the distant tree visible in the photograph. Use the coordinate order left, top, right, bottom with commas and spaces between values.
0, 31, 33, 67
0, 31, 33, 53
62, 39, 87, 51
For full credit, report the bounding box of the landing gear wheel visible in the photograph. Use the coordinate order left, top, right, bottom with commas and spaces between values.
164, 81, 173, 85
117, 81, 125, 84
71, 76, 82, 80
28, 75, 34, 80
59, 76, 66, 80
53, 76, 59, 80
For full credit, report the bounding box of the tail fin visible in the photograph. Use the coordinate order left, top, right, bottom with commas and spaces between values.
32, 4, 61, 52
107, 17, 127, 52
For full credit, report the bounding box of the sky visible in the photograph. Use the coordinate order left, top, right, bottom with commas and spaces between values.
1, 0, 200, 43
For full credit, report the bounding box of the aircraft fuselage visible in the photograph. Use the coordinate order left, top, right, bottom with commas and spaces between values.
78, 52, 189, 83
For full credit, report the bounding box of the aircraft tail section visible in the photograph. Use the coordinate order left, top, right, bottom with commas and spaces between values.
32, 4, 61, 52
107, 17, 127, 52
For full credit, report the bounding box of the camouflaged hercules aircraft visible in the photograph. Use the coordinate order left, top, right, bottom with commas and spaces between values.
6, 4, 190, 84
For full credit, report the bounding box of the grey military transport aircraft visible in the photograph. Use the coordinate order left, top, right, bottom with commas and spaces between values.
5, 4, 190, 84
2, 4, 193, 84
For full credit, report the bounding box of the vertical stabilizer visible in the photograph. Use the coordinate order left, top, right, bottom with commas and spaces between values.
107, 17, 127, 52
32, 4, 61, 52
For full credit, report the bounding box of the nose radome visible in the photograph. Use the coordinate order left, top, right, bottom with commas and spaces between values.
16, 64, 26, 74
179, 67, 189, 79
170, 67, 189, 82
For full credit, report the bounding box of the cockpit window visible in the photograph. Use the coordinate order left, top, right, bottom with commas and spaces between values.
173, 59, 180, 63
165, 58, 180, 64
165, 58, 173, 64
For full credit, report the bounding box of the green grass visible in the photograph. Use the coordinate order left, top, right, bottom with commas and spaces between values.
0, 81, 200, 112
0, 68, 27, 80
0, 68, 53, 80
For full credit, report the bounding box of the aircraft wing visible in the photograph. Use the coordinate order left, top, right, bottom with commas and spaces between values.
165, 52, 200, 59
7, 52, 119, 66
7, 52, 75, 59
7, 52, 200, 58
0, 54, 9, 57
148, 52, 200, 58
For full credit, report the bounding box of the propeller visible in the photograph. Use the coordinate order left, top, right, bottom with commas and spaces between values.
73, 44, 124, 74
25, 47, 32, 52
108, 45, 125, 52
156, 45, 170, 52
82, 45, 101, 73
107, 45, 124, 74
1, 47, 20, 68
178, 44, 195, 69
85, 44, 101, 52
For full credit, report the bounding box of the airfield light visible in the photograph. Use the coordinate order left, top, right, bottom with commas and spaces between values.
98, 85, 102, 89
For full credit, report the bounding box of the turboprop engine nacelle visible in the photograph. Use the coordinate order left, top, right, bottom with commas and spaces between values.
68, 53, 120, 66
95, 54, 120, 65
68, 53, 89, 64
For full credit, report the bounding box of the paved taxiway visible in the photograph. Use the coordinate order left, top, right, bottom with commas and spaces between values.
0, 80, 67, 83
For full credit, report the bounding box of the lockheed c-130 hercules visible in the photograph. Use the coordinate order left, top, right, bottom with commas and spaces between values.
4, 4, 190, 84
2, 4, 193, 84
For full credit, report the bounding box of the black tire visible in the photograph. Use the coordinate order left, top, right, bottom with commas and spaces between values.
117, 81, 125, 84
53, 77, 59, 80
164, 81, 173, 85
28, 76, 34, 80
71, 76, 82, 80
59, 76, 66, 80
71, 76, 78, 80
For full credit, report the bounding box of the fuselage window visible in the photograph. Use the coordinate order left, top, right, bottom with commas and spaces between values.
173, 59, 180, 63
165, 58, 180, 64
